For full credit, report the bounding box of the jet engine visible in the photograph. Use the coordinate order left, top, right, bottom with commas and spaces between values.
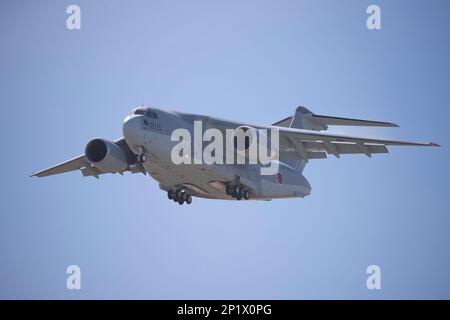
232, 126, 279, 161
232, 126, 258, 151
84, 138, 128, 173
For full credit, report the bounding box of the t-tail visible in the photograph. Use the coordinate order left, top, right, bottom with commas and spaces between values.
272, 106, 400, 173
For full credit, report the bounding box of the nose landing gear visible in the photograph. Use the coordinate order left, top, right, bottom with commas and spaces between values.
168, 187, 192, 205
137, 154, 146, 163
136, 146, 146, 163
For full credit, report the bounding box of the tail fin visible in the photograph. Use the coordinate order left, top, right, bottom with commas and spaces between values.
289, 106, 317, 130
281, 107, 313, 172
272, 106, 398, 173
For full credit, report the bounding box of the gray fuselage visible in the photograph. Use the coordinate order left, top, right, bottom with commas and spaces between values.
122, 107, 311, 200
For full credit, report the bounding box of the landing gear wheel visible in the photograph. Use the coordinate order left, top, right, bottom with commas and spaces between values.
236, 193, 242, 200
176, 190, 183, 200
243, 190, 250, 200
181, 192, 187, 201
168, 190, 173, 200
178, 199, 184, 205
137, 153, 146, 163
226, 185, 232, 195
186, 195, 192, 204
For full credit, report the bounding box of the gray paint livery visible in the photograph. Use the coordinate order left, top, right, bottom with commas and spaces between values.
32, 106, 439, 205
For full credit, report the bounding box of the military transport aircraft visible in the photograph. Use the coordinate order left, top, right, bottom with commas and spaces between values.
32, 106, 439, 205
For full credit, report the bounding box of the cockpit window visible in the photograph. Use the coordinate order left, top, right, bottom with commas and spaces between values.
133, 109, 146, 115
145, 110, 158, 119
133, 108, 158, 119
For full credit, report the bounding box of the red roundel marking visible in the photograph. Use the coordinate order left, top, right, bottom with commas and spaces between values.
277, 172, 283, 184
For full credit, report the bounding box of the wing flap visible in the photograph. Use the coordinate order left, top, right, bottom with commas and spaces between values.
302, 141, 389, 155
276, 128, 438, 159
279, 151, 328, 160
335, 143, 388, 155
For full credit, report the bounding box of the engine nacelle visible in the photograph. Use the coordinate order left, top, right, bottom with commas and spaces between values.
232, 126, 279, 161
84, 138, 128, 173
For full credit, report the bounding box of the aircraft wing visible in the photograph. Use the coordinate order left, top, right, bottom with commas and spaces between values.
207, 118, 439, 160
31, 138, 144, 178
31, 154, 91, 177
276, 128, 439, 159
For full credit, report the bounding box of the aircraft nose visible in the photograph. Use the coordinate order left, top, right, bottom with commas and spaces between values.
122, 115, 143, 145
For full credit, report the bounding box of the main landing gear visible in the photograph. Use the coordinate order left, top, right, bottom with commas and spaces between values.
168, 187, 192, 205
226, 184, 250, 200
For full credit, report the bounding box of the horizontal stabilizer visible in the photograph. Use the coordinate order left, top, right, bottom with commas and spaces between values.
272, 106, 398, 131
312, 114, 398, 128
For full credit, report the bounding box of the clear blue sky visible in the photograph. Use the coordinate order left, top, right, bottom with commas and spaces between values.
0, 0, 449, 299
